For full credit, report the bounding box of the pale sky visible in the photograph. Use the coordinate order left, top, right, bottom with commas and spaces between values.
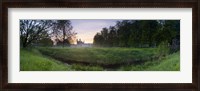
70, 20, 118, 44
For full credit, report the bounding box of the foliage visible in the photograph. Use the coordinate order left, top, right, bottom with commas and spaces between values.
20, 20, 76, 48
93, 20, 180, 48
35, 38, 53, 47
20, 20, 54, 47
157, 41, 170, 56
51, 20, 76, 47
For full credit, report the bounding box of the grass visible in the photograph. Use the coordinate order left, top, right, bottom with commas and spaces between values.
38, 47, 159, 65
20, 48, 70, 71
146, 51, 180, 71
20, 47, 180, 71
70, 64, 103, 71
119, 51, 180, 71
20, 48, 103, 71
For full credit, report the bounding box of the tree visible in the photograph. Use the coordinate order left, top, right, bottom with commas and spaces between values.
36, 38, 53, 46
93, 32, 104, 46
101, 27, 109, 46
139, 20, 159, 47
153, 20, 180, 46
127, 20, 140, 47
93, 20, 180, 50
20, 20, 53, 47
51, 20, 76, 47
108, 26, 117, 47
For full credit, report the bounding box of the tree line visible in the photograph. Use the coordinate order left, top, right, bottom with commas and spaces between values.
20, 20, 76, 48
93, 20, 180, 49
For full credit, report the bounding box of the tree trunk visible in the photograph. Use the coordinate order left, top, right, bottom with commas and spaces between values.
22, 42, 27, 48
62, 27, 65, 47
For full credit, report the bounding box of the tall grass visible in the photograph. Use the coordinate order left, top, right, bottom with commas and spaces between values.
146, 51, 180, 71
20, 48, 103, 71
21, 47, 180, 71
119, 51, 180, 71
38, 47, 158, 65
20, 49, 70, 71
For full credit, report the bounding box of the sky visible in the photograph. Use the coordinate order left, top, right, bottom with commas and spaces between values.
70, 20, 118, 44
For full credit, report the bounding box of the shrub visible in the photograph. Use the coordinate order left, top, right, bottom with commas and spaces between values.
157, 41, 170, 57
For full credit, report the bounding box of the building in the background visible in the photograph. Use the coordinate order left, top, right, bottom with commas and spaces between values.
70, 39, 93, 47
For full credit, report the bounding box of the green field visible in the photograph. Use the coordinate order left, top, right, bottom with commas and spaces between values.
20, 47, 180, 71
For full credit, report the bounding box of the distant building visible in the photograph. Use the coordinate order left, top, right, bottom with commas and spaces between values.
70, 39, 93, 47
51, 35, 76, 46
77, 39, 84, 45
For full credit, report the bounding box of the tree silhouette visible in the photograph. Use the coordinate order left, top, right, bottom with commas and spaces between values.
93, 20, 180, 50
20, 20, 53, 47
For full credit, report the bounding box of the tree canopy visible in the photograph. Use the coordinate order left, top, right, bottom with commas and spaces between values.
20, 20, 76, 47
93, 20, 180, 48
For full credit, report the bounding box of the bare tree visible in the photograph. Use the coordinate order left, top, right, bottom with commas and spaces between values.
20, 20, 53, 47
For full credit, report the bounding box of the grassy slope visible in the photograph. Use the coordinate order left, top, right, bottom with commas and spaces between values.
20, 49, 70, 71
20, 49, 103, 71
147, 51, 180, 71
119, 51, 180, 71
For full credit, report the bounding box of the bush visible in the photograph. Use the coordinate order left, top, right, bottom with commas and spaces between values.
157, 41, 170, 57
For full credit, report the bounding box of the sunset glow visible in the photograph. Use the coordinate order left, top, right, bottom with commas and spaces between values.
71, 20, 118, 43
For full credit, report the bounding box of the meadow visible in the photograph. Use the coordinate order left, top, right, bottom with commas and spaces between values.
20, 47, 180, 71
20, 20, 180, 71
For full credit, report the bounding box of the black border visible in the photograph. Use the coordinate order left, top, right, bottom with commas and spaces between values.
0, 0, 199, 91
